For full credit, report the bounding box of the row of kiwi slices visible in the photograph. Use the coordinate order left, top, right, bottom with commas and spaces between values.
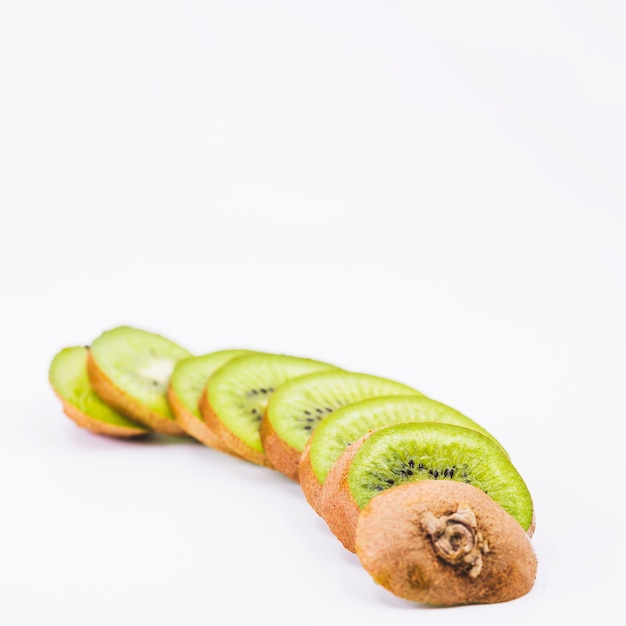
49, 326, 538, 606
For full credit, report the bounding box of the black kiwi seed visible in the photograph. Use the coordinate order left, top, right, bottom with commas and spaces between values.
368, 459, 465, 494
296, 409, 329, 432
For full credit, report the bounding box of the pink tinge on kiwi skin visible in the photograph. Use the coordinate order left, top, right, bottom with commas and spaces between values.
355, 481, 538, 606
318, 434, 373, 553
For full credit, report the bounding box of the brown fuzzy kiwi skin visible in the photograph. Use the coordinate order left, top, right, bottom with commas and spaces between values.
259, 414, 299, 481
318, 434, 372, 553
355, 481, 538, 606
87, 350, 186, 437
299, 438, 325, 515
167, 383, 243, 458
51, 386, 150, 438
199, 388, 274, 468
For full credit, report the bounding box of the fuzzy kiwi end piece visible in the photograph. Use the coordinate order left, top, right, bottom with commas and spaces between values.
168, 350, 250, 453
320, 422, 533, 553
49, 347, 149, 438
261, 372, 423, 481
355, 481, 538, 606
300, 395, 502, 517
87, 326, 192, 436
201, 353, 339, 467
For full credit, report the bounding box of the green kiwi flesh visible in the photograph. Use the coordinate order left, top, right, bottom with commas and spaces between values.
89, 326, 192, 424
347, 422, 533, 532
49, 347, 148, 435
206, 353, 338, 455
170, 350, 250, 420
308, 395, 504, 487
264, 371, 422, 454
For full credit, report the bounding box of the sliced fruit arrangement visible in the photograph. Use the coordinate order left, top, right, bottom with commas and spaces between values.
200, 353, 339, 467
261, 371, 423, 481
49, 325, 537, 606
87, 326, 193, 436
49, 346, 149, 438
299, 395, 504, 516
168, 350, 251, 454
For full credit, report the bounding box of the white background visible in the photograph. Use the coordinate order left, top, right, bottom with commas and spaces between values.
1, 2, 625, 624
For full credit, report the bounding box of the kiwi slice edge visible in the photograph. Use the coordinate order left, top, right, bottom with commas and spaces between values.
88, 325, 192, 436
49, 346, 149, 438
201, 352, 339, 466
300, 395, 502, 515
168, 350, 251, 452
261, 370, 422, 481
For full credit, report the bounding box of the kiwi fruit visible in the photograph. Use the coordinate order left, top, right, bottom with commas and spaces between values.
49, 346, 149, 438
200, 353, 338, 466
168, 350, 250, 453
299, 395, 503, 515
260, 371, 422, 482
87, 326, 192, 436
320, 422, 533, 552
51, 326, 537, 606
355, 481, 537, 605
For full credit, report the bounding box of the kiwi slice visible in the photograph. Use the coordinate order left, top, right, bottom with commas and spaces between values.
355, 481, 537, 605
168, 350, 250, 453
49, 347, 149, 437
87, 326, 192, 436
200, 353, 338, 466
261, 371, 423, 481
320, 422, 533, 552
300, 395, 503, 515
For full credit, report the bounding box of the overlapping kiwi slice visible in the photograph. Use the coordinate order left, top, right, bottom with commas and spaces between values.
168, 350, 250, 453
49, 326, 537, 605
49, 347, 149, 437
320, 422, 533, 552
261, 371, 423, 481
200, 353, 338, 466
300, 395, 502, 515
87, 326, 192, 436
